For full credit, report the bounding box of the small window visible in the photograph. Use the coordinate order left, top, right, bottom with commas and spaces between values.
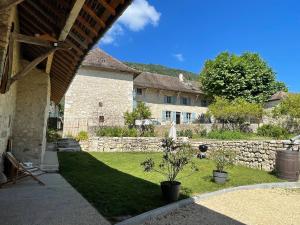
166, 111, 171, 121
182, 97, 188, 105
201, 100, 208, 107
99, 116, 104, 123
166, 96, 172, 104
99, 102, 103, 107
136, 88, 143, 95
186, 113, 191, 122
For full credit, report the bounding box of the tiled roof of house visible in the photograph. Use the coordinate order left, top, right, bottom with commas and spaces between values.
268, 91, 287, 101
134, 72, 204, 94
82, 48, 140, 75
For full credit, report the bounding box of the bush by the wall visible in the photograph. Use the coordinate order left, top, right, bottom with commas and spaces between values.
207, 130, 249, 140
96, 126, 156, 137
177, 129, 193, 138
47, 128, 62, 142
257, 124, 289, 139
76, 131, 89, 142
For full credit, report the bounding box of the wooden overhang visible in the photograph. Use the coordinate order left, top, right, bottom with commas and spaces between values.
8, 0, 133, 103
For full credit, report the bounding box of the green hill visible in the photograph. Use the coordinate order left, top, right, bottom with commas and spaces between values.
124, 62, 199, 80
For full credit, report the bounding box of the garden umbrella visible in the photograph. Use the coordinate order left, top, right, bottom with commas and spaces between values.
168, 121, 177, 141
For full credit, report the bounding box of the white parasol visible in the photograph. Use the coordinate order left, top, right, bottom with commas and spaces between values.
168, 121, 177, 141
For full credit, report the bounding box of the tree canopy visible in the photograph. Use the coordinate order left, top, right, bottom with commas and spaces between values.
124, 102, 152, 127
208, 97, 264, 130
199, 52, 287, 103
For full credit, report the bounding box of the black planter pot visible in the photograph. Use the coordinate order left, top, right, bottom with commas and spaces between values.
213, 170, 228, 184
160, 181, 181, 202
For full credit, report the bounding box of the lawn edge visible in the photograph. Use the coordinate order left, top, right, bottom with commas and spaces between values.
116, 181, 300, 225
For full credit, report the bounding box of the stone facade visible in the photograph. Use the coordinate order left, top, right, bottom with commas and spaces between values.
12, 62, 50, 165
134, 88, 209, 125
63, 67, 134, 136
0, 7, 51, 167
80, 138, 300, 172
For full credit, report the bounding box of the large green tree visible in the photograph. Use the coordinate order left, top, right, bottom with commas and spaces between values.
200, 52, 287, 103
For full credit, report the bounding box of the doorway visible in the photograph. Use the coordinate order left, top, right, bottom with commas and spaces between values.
176, 112, 181, 124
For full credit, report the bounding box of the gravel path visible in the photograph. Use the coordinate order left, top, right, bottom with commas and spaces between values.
143, 188, 300, 225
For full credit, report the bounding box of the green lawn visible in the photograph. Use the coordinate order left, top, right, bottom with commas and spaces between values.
58, 152, 282, 221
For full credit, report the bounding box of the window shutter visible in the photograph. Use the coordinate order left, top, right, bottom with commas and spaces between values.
191, 113, 196, 122
180, 97, 183, 105
183, 112, 187, 124
162, 111, 166, 122
164, 96, 167, 103
188, 98, 191, 105
172, 111, 176, 122
172, 96, 176, 104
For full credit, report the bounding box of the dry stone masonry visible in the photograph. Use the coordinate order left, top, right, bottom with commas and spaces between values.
80, 138, 299, 171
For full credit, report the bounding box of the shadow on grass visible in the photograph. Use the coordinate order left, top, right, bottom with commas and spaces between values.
58, 152, 188, 222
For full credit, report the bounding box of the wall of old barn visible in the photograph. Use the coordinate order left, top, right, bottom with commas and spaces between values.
0, 7, 20, 171
12, 62, 50, 165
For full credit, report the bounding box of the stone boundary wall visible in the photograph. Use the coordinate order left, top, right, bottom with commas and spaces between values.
191, 140, 300, 171
80, 138, 300, 171
80, 137, 188, 152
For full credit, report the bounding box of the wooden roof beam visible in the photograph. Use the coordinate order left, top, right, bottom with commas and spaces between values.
77, 15, 98, 36
82, 4, 106, 28
46, 0, 85, 74
97, 0, 116, 16
0, 0, 24, 12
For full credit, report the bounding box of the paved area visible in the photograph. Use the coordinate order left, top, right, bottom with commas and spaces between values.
0, 173, 110, 225
143, 188, 300, 225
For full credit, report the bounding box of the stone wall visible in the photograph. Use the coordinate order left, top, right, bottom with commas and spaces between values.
80, 137, 300, 171
0, 7, 20, 170
191, 140, 300, 171
63, 67, 134, 136
80, 137, 188, 152
12, 61, 50, 165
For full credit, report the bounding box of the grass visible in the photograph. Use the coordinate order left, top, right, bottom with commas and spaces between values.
58, 152, 282, 221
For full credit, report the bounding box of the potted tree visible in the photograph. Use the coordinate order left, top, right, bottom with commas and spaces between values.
211, 148, 236, 184
141, 138, 198, 202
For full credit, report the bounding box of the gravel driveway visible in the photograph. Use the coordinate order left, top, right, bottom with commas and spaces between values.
143, 188, 300, 225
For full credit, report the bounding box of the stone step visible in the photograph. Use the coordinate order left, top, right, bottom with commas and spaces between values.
57, 147, 81, 152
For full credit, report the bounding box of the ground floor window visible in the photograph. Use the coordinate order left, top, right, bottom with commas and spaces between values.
186, 113, 191, 122
166, 111, 171, 121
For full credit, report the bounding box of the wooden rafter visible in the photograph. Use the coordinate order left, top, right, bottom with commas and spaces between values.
72, 25, 93, 43
77, 15, 98, 36
46, 0, 85, 74
82, 4, 106, 28
68, 32, 88, 49
10, 48, 58, 85
0, 0, 24, 11
97, 0, 116, 16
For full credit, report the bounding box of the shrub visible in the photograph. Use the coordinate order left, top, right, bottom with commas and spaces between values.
257, 124, 289, 139
46, 128, 62, 142
75, 131, 89, 142
210, 148, 236, 172
207, 130, 248, 140
124, 102, 151, 127
141, 138, 198, 182
177, 129, 193, 138
96, 127, 139, 137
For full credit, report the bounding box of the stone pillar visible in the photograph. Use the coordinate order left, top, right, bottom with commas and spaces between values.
12, 62, 50, 165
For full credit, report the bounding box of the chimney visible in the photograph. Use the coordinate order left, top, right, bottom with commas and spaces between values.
178, 73, 184, 82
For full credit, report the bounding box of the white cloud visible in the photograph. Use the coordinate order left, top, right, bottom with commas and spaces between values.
101, 24, 124, 45
100, 0, 161, 45
173, 53, 184, 62
119, 0, 161, 31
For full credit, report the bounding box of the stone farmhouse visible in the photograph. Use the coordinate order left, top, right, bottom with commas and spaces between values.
64, 48, 210, 135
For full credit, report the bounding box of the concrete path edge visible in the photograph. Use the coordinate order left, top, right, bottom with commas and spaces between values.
116, 182, 300, 225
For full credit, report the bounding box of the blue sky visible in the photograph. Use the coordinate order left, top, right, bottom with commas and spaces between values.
99, 0, 300, 92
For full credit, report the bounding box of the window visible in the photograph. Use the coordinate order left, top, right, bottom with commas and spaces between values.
99, 116, 104, 123
136, 88, 143, 95
99, 102, 103, 107
166, 111, 171, 121
186, 113, 191, 122
181, 97, 191, 105
201, 99, 208, 107
166, 96, 172, 104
